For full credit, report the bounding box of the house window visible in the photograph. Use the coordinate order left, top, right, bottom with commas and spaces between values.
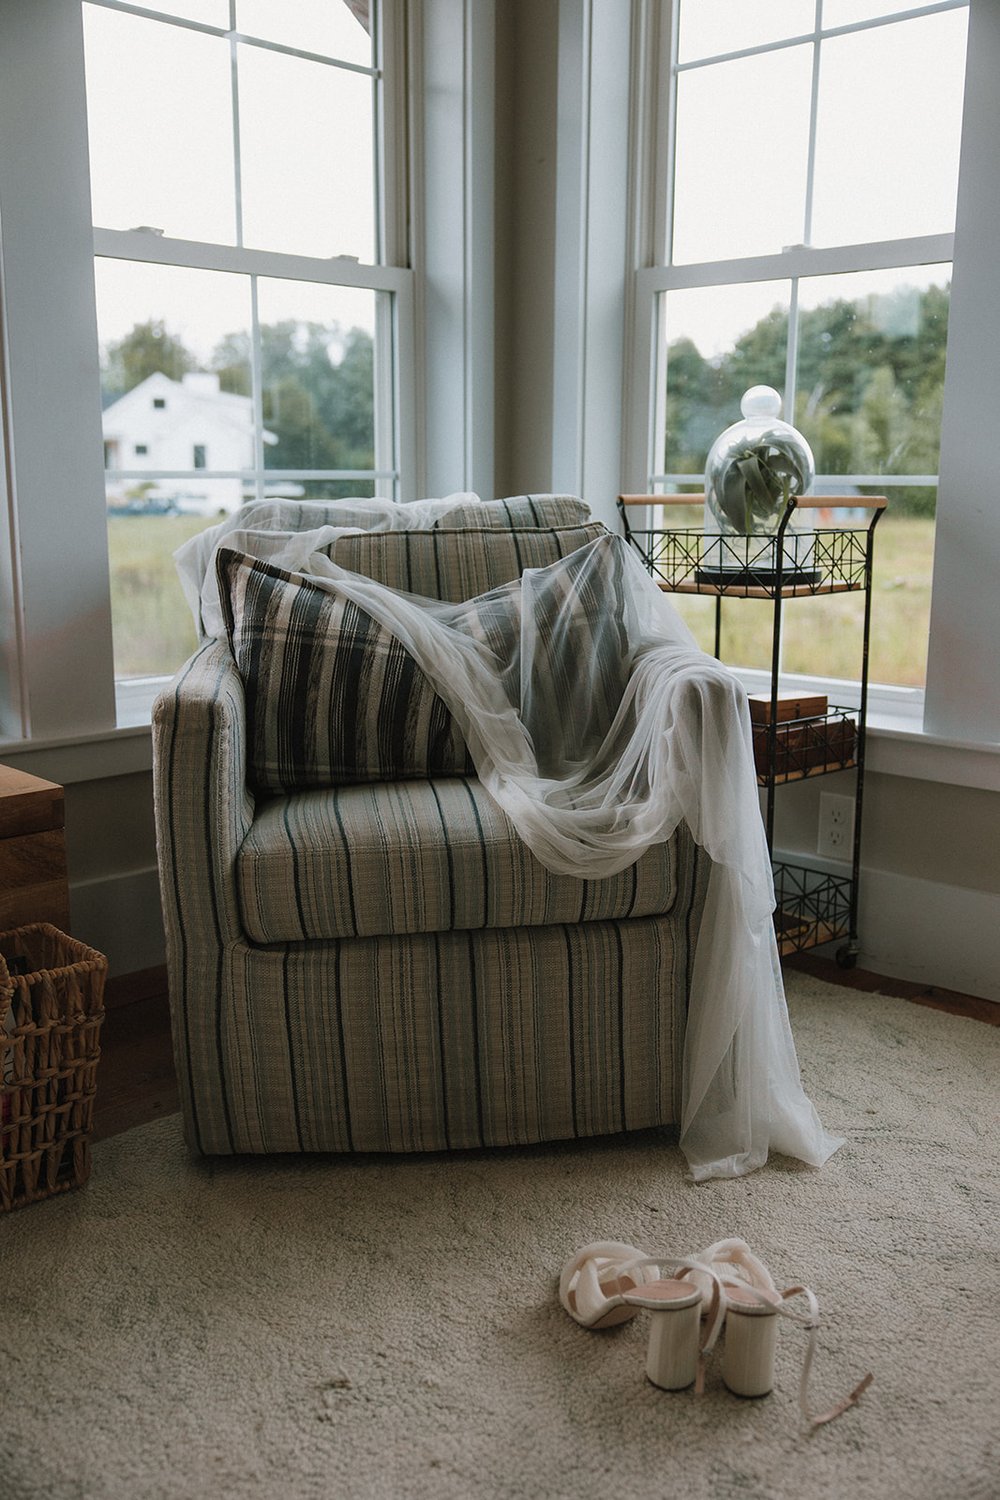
639, 1, 969, 691
134, 444, 148, 457
82, 0, 410, 683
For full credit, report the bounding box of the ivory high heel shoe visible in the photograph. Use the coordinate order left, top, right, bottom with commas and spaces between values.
560, 1237, 872, 1425
559, 1243, 725, 1392
693, 1238, 873, 1427
690, 1236, 779, 1397
558, 1241, 665, 1330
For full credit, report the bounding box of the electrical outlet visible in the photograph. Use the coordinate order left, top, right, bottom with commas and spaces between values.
817, 792, 855, 860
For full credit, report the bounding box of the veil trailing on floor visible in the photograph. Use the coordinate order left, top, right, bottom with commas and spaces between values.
184, 517, 843, 1180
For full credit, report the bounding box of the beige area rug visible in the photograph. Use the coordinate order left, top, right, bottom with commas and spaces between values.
2, 972, 999, 1500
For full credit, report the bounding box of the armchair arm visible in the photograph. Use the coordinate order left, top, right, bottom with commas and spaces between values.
152, 639, 255, 952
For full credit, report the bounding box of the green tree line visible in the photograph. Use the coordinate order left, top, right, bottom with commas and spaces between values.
102, 317, 375, 486
664, 282, 949, 516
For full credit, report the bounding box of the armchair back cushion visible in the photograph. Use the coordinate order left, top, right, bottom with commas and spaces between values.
329, 522, 605, 602
229, 493, 592, 536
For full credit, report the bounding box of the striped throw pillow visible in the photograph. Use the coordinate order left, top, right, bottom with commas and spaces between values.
217, 548, 474, 793
217, 531, 630, 793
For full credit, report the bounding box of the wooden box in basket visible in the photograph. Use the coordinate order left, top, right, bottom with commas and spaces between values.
0, 923, 107, 1212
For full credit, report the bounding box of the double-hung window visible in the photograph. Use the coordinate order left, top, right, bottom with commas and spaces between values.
631, 0, 969, 692
87, 0, 412, 685
0, 0, 412, 741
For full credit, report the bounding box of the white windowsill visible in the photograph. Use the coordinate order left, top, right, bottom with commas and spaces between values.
2, 667, 999, 793
0, 678, 161, 782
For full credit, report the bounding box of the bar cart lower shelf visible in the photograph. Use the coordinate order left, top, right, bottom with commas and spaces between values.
618, 491, 887, 966
773, 860, 854, 960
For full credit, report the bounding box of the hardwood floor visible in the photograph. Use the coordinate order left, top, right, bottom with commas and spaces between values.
91, 954, 997, 1144
93, 973, 178, 1144
782, 950, 1000, 1026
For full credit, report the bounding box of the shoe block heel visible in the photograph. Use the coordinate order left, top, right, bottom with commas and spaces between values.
635, 1280, 704, 1391
721, 1285, 779, 1398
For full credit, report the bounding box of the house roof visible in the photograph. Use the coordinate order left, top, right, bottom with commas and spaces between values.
102, 371, 277, 445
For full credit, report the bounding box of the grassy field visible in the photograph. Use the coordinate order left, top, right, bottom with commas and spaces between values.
108, 514, 213, 678
108, 512, 935, 687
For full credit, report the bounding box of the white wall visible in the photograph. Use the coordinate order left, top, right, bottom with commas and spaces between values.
773, 768, 1000, 999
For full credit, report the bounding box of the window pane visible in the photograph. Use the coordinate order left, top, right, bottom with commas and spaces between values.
94, 259, 252, 409
236, 0, 374, 67
95, 260, 253, 679
672, 47, 812, 263
83, 6, 236, 243
238, 45, 376, 260
790, 266, 948, 689
811, 11, 968, 246
656, 503, 933, 685
794, 266, 950, 477
107, 509, 223, 679
255, 281, 379, 473
657, 283, 791, 476
778, 501, 934, 687
678, 0, 814, 62
655, 283, 791, 668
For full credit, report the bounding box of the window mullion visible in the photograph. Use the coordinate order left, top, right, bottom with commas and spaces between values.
783, 277, 800, 425
645, 232, 955, 290
663, 0, 681, 267
250, 275, 265, 501
229, 0, 244, 251
372, 0, 386, 266
802, 3, 823, 246
92, 228, 409, 289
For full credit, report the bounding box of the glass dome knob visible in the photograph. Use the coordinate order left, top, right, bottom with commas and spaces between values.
740, 385, 783, 420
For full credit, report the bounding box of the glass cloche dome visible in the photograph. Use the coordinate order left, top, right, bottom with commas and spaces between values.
701, 386, 818, 584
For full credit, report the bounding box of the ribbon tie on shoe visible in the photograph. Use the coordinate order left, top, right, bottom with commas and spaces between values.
730, 1280, 874, 1430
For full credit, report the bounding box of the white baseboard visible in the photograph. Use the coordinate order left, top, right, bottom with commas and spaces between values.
856, 867, 1000, 1003
777, 849, 1000, 1003
69, 866, 165, 978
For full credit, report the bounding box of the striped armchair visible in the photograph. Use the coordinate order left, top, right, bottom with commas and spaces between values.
153, 500, 711, 1156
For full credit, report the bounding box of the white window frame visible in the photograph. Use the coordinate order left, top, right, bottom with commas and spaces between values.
0, 0, 415, 748
624, 0, 971, 735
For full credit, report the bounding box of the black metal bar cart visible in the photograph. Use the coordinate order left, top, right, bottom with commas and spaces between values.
618, 492, 887, 967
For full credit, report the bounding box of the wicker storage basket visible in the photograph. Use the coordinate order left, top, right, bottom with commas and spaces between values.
0, 923, 107, 1212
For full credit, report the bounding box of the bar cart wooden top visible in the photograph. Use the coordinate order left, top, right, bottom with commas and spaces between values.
617, 492, 888, 597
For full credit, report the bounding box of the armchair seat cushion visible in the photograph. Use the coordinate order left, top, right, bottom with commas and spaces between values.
237, 776, 679, 943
